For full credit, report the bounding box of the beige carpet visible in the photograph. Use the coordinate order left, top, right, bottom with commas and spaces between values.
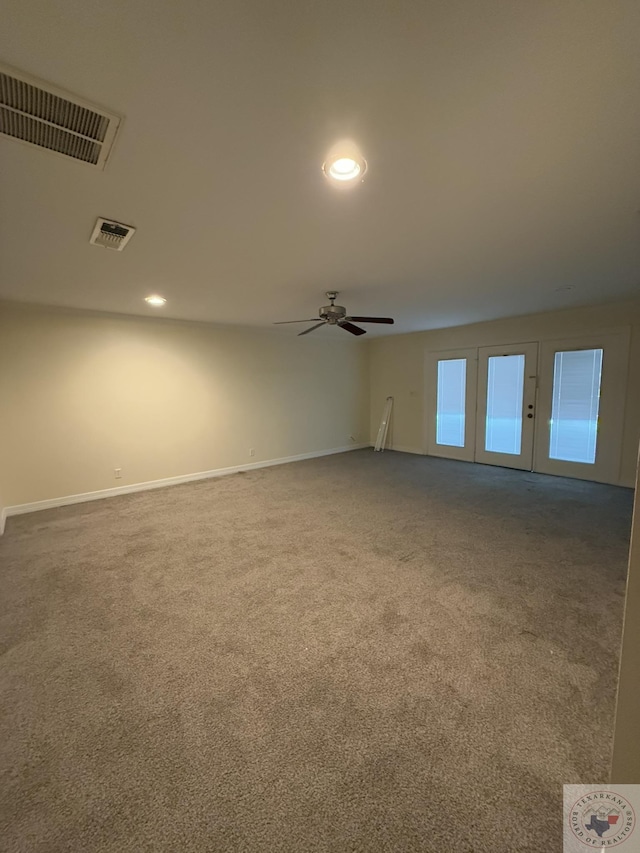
0, 450, 633, 852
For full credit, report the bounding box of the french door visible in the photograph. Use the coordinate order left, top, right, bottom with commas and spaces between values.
426, 332, 628, 484
426, 348, 477, 462
427, 343, 537, 471
475, 343, 538, 471
533, 333, 629, 483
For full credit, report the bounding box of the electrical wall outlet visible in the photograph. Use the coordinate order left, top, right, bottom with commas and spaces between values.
249, 448, 255, 457
114, 467, 122, 479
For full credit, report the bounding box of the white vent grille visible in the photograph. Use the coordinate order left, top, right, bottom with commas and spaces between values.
0, 63, 121, 169
90, 218, 136, 251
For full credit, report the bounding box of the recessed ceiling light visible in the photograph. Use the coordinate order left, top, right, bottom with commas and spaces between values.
327, 157, 362, 181
145, 294, 167, 306
322, 140, 367, 185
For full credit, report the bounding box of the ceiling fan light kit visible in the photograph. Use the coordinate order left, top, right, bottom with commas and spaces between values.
274, 292, 394, 337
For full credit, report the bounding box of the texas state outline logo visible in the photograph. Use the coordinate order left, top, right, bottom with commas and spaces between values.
564, 786, 639, 851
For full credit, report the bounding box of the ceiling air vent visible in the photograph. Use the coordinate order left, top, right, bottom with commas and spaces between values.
90, 218, 136, 251
0, 63, 122, 169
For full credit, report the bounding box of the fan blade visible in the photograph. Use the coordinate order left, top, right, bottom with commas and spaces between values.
298, 322, 326, 336
346, 316, 394, 324
273, 319, 319, 324
339, 321, 367, 336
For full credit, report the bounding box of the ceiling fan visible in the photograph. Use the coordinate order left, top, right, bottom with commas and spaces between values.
274, 291, 394, 336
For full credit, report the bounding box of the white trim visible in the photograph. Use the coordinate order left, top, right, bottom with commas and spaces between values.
0, 506, 6, 536
4, 444, 370, 520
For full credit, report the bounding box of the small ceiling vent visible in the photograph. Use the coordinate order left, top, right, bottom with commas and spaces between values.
90, 218, 136, 251
0, 63, 122, 169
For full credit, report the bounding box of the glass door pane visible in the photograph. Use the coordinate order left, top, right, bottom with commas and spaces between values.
436, 358, 466, 447
549, 349, 603, 464
485, 354, 525, 455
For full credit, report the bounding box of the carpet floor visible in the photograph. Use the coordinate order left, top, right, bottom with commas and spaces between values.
0, 450, 633, 852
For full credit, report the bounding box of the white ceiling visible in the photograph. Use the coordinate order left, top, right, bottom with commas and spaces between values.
1, 0, 639, 336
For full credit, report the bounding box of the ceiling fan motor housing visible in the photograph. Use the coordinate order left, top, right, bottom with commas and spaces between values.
319, 303, 347, 324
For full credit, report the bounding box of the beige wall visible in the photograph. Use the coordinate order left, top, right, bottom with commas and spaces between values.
611, 449, 640, 782
0, 406, 5, 530
369, 297, 640, 487
0, 302, 369, 508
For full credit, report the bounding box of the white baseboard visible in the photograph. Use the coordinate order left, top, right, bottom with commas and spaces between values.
386, 445, 425, 455
4, 443, 371, 522
0, 507, 5, 536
